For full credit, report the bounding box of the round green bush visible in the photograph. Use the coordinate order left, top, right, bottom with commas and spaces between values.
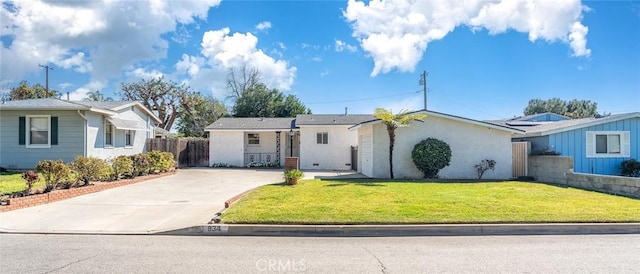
411, 138, 452, 178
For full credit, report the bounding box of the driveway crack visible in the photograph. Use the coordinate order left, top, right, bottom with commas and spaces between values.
43, 254, 99, 274
362, 246, 389, 274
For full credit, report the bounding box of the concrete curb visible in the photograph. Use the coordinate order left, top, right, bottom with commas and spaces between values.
157, 223, 640, 237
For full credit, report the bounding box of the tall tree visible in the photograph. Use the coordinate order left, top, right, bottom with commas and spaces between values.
177, 94, 227, 137
7, 80, 58, 100
226, 65, 261, 101
119, 77, 191, 131
83, 90, 113, 101
233, 84, 310, 117
524, 98, 597, 118
374, 108, 427, 179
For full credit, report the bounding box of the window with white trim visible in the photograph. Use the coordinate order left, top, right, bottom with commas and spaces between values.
27, 115, 50, 147
247, 133, 260, 145
125, 130, 134, 147
586, 131, 630, 158
105, 122, 114, 146
316, 132, 328, 144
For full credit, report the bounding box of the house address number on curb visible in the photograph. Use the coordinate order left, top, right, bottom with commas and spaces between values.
204, 225, 229, 233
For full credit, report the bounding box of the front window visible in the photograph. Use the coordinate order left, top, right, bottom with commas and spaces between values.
105, 122, 113, 146
27, 116, 49, 147
317, 132, 328, 144
596, 134, 620, 154
587, 131, 629, 158
125, 130, 133, 146
248, 133, 260, 145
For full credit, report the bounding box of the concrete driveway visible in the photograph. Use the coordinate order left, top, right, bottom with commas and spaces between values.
0, 169, 290, 234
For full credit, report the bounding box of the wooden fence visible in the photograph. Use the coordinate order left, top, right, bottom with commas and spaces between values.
146, 138, 209, 168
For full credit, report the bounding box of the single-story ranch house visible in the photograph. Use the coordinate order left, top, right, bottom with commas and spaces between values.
206, 111, 524, 179
206, 114, 373, 170
0, 98, 161, 169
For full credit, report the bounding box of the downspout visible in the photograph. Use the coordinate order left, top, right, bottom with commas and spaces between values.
77, 110, 88, 157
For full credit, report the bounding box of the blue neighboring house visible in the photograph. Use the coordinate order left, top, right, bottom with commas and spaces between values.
500, 112, 640, 175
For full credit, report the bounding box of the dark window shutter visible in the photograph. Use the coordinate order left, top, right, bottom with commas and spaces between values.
51, 117, 58, 145
18, 116, 25, 145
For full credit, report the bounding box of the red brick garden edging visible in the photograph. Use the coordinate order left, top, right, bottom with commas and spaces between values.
0, 172, 175, 213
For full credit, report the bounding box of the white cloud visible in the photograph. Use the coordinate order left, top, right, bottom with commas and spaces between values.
255, 21, 272, 32
335, 39, 358, 52
58, 82, 74, 90
176, 54, 204, 77
311, 56, 323, 62
127, 68, 164, 80
191, 27, 296, 92
344, 0, 591, 76
320, 70, 330, 77
68, 80, 107, 101
1, 0, 221, 82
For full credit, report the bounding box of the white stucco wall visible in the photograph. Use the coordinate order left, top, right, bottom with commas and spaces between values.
364, 115, 513, 179
357, 125, 373, 176
209, 131, 244, 167
299, 125, 357, 170
85, 106, 151, 160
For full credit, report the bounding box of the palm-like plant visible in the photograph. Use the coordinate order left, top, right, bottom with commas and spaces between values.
374, 108, 427, 178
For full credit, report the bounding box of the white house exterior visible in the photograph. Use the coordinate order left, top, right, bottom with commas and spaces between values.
206, 114, 373, 170
0, 98, 160, 169
351, 110, 523, 179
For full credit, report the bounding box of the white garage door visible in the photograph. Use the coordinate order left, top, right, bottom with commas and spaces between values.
360, 133, 373, 177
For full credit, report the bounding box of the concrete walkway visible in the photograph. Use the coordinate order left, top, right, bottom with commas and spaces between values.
0, 169, 293, 234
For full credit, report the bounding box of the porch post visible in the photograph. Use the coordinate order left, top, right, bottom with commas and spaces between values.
275, 131, 281, 165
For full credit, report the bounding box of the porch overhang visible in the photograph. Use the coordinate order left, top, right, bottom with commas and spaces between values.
107, 117, 151, 131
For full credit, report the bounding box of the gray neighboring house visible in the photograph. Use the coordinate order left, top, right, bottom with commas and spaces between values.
0, 98, 161, 169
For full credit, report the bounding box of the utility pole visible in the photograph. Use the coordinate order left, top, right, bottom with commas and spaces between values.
38, 64, 54, 94
419, 70, 428, 110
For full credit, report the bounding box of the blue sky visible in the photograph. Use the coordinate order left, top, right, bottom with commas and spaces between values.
1, 0, 638, 120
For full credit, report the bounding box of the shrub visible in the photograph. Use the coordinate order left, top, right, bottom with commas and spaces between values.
475, 159, 497, 179
530, 147, 561, 156
146, 151, 176, 173
36, 160, 72, 192
70, 156, 111, 185
131, 153, 151, 176
21, 170, 39, 194
111, 156, 134, 180
412, 138, 452, 178
211, 163, 231, 168
283, 169, 304, 185
621, 159, 640, 177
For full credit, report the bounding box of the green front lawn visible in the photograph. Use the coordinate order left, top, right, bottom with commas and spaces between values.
222, 180, 640, 224
0, 172, 45, 195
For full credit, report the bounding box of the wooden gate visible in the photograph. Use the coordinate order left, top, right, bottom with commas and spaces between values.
512, 142, 529, 178
146, 138, 209, 168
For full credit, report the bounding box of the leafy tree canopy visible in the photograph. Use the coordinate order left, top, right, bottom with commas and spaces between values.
524, 98, 598, 119
177, 94, 227, 138
5, 80, 58, 101
232, 83, 311, 118
83, 90, 113, 101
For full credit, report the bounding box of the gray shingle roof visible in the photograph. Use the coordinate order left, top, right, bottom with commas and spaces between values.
0, 98, 91, 110
490, 112, 640, 136
206, 117, 294, 130
295, 114, 375, 125
75, 101, 136, 109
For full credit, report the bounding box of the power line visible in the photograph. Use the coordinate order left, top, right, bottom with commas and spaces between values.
305, 90, 420, 105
